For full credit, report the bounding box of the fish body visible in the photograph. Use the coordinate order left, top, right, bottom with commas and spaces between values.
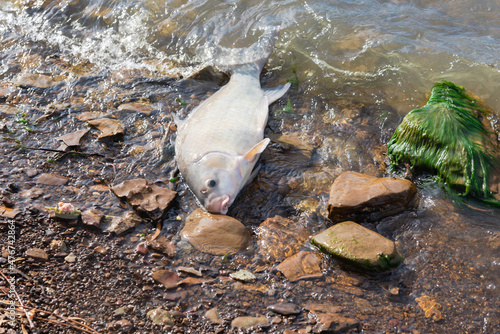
175, 41, 290, 214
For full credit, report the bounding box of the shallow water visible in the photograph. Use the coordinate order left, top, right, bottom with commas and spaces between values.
1, 0, 499, 332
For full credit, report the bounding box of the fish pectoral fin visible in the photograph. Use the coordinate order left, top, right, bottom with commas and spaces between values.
242, 138, 270, 163
263, 82, 291, 104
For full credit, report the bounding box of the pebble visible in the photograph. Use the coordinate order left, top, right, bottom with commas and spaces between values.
204, 307, 223, 324
25, 248, 49, 262
231, 315, 269, 330
230, 269, 256, 282
267, 303, 302, 315
49, 239, 67, 252
64, 253, 76, 263
276, 251, 323, 281
147, 308, 175, 326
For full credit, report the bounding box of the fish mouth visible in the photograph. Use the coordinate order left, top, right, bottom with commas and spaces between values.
205, 195, 231, 215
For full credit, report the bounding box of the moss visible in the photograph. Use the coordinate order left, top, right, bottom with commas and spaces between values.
388, 81, 500, 207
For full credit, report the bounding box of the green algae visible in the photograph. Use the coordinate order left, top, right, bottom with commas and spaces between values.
388, 81, 500, 206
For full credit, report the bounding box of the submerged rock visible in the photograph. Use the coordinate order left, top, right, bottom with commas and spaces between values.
305, 303, 359, 333
36, 173, 69, 186
111, 179, 176, 220
152, 269, 180, 289
147, 308, 175, 326
267, 303, 302, 315
81, 208, 104, 229
328, 171, 416, 222
311, 221, 402, 272
276, 251, 323, 281
204, 307, 223, 324
231, 315, 269, 330
256, 216, 310, 264
180, 209, 251, 255
106, 211, 142, 234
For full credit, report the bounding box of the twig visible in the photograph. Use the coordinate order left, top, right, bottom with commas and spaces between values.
0, 270, 34, 328
151, 222, 162, 241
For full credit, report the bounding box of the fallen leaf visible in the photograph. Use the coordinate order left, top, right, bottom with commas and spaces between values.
88, 118, 124, 138
57, 129, 89, 146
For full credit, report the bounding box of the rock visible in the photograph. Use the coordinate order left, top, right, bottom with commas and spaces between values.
305, 303, 359, 333
180, 209, 252, 255
0, 205, 21, 218
81, 209, 104, 228
267, 303, 302, 315
147, 308, 175, 326
88, 118, 124, 138
311, 221, 402, 272
204, 307, 223, 324
49, 239, 67, 252
57, 129, 89, 147
276, 251, 323, 281
106, 211, 142, 234
109, 319, 133, 331
64, 253, 76, 263
328, 171, 417, 222
118, 102, 156, 116
111, 179, 176, 220
94, 246, 108, 255
25, 248, 49, 262
230, 269, 256, 282
256, 216, 310, 264
135, 242, 148, 255
177, 266, 202, 277
12, 73, 60, 88
36, 173, 69, 186
231, 316, 269, 330
152, 269, 180, 289
146, 235, 175, 257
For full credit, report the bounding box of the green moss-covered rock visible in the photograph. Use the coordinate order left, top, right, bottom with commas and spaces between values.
388, 81, 500, 206
311, 221, 402, 272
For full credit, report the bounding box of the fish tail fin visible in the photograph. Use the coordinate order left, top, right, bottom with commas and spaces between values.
211, 27, 282, 74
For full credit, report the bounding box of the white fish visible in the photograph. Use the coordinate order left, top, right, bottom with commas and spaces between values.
174, 33, 290, 214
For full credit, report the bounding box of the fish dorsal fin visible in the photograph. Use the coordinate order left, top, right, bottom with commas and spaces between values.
263, 82, 291, 104
242, 138, 270, 163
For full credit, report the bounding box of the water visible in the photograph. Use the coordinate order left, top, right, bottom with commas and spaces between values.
1, 0, 499, 332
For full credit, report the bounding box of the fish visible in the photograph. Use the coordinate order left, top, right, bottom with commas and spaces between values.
174, 31, 290, 214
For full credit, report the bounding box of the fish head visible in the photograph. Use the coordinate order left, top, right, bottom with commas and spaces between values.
187, 152, 241, 215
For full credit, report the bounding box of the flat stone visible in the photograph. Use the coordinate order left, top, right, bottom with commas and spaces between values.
205, 307, 223, 324
152, 269, 180, 289
57, 129, 89, 147
36, 173, 68, 186
305, 303, 359, 333
276, 251, 323, 281
0, 205, 21, 218
25, 248, 48, 262
180, 209, 252, 255
328, 171, 417, 222
230, 269, 256, 282
12, 73, 60, 88
267, 303, 302, 315
81, 208, 104, 228
106, 211, 142, 234
118, 102, 156, 116
64, 253, 76, 263
111, 179, 177, 220
311, 221, 402, 272
147, 308, 175, 326
231, 316, 269, 330
88, 118, 124, 138
256, 216, 310, 264
146, 235, 175, 257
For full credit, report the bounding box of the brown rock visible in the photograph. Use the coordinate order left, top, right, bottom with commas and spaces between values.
180, 209, 252, 255
118, 102, 155, 116
106, 211, 142, 234
81, 209, 104, 228
305, 303, 359, 333
36, 173, 68, 185
328, 171, 417, 222
12, 73, 60, 88
111, 179, 176, 220
205, 307, 223, 324
276, 251, 323, 282
26, 248, 49, 262
0, 205, 21, 218
267, 303, 302, 315
88, 118, 124, 138
152, 269, 180, 289
146, 235, 175, 257
256, 216, 310, 264
231, 316, 269, 330
57, 129, 89, 147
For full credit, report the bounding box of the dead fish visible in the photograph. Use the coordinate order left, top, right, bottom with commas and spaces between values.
174, 32, 290, 214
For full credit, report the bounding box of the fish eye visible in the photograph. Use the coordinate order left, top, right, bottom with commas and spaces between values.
207, 179, 216, 188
